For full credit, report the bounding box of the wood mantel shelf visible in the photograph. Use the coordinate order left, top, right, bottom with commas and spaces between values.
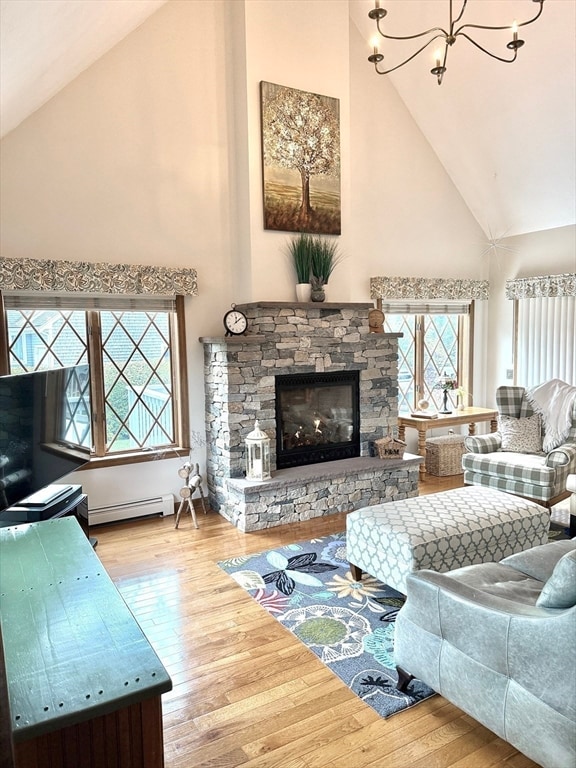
234, 301, 375, 310
198, 335, 265, 344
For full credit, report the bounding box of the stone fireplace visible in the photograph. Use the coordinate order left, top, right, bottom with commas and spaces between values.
200, 302, 421, 531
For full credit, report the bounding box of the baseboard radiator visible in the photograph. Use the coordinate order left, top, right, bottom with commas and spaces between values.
89, 493, 174, 526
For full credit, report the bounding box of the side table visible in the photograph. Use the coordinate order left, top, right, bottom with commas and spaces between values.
397, 406, 498, 475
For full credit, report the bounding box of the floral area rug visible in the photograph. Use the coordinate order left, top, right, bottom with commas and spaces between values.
218, 531, 435, 719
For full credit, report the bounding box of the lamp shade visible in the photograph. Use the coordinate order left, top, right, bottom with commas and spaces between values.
245, 420, 271, 481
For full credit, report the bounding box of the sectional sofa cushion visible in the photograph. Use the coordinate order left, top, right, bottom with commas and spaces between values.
501, 537, 576, 581
536, 550, 576, 609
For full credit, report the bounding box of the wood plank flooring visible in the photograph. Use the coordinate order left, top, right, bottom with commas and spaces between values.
93, 475, 539, 768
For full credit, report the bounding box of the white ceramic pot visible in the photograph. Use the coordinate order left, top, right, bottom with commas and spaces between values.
295, 283, 311, 302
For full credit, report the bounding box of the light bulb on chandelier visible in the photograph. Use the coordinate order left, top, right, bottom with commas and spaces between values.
367, 0, 544, 85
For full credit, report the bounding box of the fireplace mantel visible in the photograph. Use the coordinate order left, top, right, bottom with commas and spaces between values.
199, 333, 400, 345
199, 302, 396, 345
198, 335, 265, 344
236, 301, 375, 310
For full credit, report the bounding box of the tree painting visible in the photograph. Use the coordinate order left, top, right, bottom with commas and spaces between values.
261, 81, 341, 235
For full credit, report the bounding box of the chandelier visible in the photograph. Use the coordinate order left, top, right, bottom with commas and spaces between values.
367, 0, 545, 85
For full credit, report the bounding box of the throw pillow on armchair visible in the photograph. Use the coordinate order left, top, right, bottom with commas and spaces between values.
499, 413, 542, 453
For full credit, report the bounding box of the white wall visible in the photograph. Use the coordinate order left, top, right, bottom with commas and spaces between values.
242, 0, 352, 302
485, 224, 576, 403
62, 456, 183, 511
348, 19, 488, 293
1, 0, 572, 507
0, 0, 233, 504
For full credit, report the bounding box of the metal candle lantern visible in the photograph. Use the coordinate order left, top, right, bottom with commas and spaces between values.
245, 420, 271, 481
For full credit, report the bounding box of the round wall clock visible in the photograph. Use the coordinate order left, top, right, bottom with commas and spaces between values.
368, 308, 384, 333
223, 304, 248, 336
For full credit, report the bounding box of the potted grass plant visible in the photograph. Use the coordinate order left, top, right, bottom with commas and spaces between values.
286, 233, 343, 302
310, 237, 343, 302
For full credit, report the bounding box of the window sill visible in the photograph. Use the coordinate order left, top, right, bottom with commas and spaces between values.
77, 448, 189, 471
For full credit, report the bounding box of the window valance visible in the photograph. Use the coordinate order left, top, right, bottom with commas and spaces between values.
379, 300, 470, 315
0, 257, 198, 296
3, 292, 176, 312
505, 273, 576, 299
370, 276, 489, 301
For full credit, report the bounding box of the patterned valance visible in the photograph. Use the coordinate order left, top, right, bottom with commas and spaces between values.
370, 276, 489, 301
505, 273, 576, 300
0, 257, 198, 296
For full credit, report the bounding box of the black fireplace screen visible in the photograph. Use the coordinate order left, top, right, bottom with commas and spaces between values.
275, 371, 360, 469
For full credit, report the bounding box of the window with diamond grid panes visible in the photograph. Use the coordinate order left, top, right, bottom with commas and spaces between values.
383, 314, 415, 414
8, 309, 88, 373
101, 311, 174, 452
5, 303, 185, 459
423, 315, 459, 410
384, 312, 468, 413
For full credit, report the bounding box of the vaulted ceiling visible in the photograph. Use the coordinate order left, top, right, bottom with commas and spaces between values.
0, 0, 168, 137
350, 0, 576, 239
1, 0, 574, 240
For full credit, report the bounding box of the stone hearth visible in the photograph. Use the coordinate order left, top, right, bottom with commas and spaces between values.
200, 302, 422, 531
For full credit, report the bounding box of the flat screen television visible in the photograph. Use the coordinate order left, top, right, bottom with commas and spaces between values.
0, 364, 92, 514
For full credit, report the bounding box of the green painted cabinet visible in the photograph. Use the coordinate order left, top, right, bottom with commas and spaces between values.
0, 517, 172, 768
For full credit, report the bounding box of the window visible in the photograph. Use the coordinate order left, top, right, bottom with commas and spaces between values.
1, 294, 189, 463
383, 303, 473, 413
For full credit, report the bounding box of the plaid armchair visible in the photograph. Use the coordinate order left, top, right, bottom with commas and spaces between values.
462, 385, 576, 513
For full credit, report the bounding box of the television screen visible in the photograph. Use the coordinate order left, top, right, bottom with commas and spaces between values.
0, 365, 91, 513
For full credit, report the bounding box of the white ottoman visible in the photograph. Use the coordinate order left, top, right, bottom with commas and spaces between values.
346, 486, 550, 594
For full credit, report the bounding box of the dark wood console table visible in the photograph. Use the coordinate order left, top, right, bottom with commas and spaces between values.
398, 406, 498, 475
0, 517, 172, 768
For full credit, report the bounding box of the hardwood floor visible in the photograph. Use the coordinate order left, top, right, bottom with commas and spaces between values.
93, 475, 539, 768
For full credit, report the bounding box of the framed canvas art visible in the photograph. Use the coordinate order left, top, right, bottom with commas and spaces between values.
260, 81, 341, 235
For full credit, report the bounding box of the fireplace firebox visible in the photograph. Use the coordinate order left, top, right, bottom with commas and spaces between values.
275, 371, 360, 469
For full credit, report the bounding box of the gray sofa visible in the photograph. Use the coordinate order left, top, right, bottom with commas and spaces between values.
394, 537, 576, 768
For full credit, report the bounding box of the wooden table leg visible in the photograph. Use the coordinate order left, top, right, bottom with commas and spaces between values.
468, 422, 476, 436
418, 427, 427, 474
398, 425, 405, 442
490, 417, 498, 432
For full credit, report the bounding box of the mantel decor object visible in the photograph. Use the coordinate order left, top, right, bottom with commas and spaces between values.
310, 235, 343, 302
286, 232, 343, 302
245, 420, 271, 481
374, 434, 406, 459
286, 233, 312, 302
296, 283, 312, 302
223, 304, 248, 336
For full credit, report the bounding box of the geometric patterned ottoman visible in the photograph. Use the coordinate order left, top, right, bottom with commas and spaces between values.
346, 486, 550, 594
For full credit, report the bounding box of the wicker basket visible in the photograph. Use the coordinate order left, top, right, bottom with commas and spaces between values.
374, 435, 406, 459
425, 434, 466, 476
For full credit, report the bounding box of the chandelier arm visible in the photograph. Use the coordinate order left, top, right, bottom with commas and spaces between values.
376, 17, 448, 42
367, 0, 544, 84
455, 0, 544, 36
459, 32, 518, 63
374, 35, 448, 75
451, 0, 469, 27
